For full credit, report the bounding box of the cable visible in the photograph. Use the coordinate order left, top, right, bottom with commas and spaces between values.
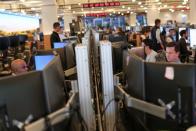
75, 107, 88, 131
101, 97, 120, 120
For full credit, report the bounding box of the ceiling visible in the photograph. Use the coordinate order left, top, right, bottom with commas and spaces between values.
0, 0, 190, 17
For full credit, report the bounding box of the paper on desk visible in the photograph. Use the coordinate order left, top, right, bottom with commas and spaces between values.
165, 66, 174, 80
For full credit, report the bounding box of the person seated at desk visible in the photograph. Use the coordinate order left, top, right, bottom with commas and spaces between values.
11, 59, 28, 75
178, 30, 192, 63
166, 42, 181, 64
166, 28, 176, 43
143, 39, 158, 62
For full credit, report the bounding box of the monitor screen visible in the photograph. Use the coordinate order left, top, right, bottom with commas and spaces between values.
35, 55, 54, 70
190, 29, 196, 48
0, 71, 47, 130
9, 36, 20, 47
0, 37, 9, 50
53, 42, 68, 49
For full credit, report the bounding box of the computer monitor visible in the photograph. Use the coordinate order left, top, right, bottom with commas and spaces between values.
53, 42, 68, 49
112, 41, 126, 74
9, 36, 20, 47
145, 62, 196, 130
42, 55, 65, 113
35, 55, 54, 70
0, 71, 47, 131
189, 29, 196, 48
18, 35, 28, 45
36, 42, 76, 71
126, 53, 145, 100
0, 37, 9, 51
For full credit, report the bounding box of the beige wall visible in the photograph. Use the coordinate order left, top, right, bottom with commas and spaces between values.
160, 11, 189, 24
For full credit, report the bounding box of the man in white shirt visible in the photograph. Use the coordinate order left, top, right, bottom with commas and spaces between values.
149, 19, 164, 52
143, 39, 158, 62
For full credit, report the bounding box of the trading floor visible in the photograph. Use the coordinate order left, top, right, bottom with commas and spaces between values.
1, 0, 196, 131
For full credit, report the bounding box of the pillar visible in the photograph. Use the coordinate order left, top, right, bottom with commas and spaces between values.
190, 0, 196, 24
130, 13, 137, 26
41, 0, 58, 49
147, 5, 160, 26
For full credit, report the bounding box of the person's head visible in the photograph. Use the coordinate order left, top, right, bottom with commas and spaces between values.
143, 39, 154, 55
155, 19, 161, 27
180, 29, 187, 38
166, 42, 180, 62
169, 29, 176, 36
53, 22, 61, 33
11, 59, 28, 75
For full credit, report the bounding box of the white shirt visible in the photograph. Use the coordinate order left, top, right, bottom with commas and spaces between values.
146, 50, 158, 62
156, 28, 162, 44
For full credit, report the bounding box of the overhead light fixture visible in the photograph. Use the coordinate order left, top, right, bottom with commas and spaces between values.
130, 11, 133, 14
140, 5, 144, 8
78, 3, 81, 5
127, 11, 130, 13
101, 8, 104, 10
81, 8, 84, 11
121, 13, 124, 15
145, 10, 147, 13
35, 13, 39, 17
132, 0, 136, 2
164, 5, 167, 8
181, 10, 184, 12
118, 12, 121, 14
138, 2, 142, 5
20, 0, 25, 2
122, 5, 125, 8
73, 11, 75, 13
128, 7, 131, 10
68, 6, 71, 10
158, 2, 162, 5
155, 0, 159, 2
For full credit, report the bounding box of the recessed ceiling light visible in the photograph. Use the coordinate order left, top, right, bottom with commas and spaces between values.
138, 2, 142, 5
128, 7, 131, 10
122, 5, 125, 8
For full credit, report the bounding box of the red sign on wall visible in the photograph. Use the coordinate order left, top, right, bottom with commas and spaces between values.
83, 2, 120, 8
86, 13, 108, 17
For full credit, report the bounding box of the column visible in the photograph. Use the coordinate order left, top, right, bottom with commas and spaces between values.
190, 0, 196, 24
41, 0, 58, 49
130, 13, 137, 26
147, 5, 160, 26
64, 13, 76, 32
